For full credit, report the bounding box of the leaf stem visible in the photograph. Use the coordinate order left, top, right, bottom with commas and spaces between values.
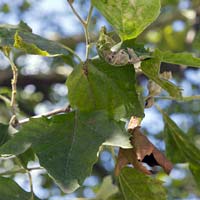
67, 1, 93, 60
19, 105, 71, 125
0, 94, 11, 106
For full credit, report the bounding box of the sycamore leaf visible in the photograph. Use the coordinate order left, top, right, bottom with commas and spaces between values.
0, 176, 40, 200
67, 59, 144, 120
115, 127, 173, 176
141, 58, 182, 98
119, 167, 167, 200
91, 0, 161, 40
0, 21, 72, 57
0, 111, 129, 193
160, 109, 200, 188
155, 49, 200, 68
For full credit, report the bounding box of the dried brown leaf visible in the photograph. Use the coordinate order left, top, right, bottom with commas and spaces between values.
115, 126, 173, 176
115, 148, 151, 176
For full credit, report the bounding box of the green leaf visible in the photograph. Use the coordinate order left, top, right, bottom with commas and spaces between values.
95, 176, 118, 200
119, 167, 167, 200
160, 109, 200, 188
141, 58, 182, 98
0, 111, 129, 192
92, 0, 161, 40
67, 59, 144, 119
155, 49, 200, 68
0, 22, 72, 57
189, 164, 200, 189
0, 123, 9, 146
161, 110, 200, 165
0, 176, 40, 200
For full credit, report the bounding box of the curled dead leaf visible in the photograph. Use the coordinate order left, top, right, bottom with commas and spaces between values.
115, 127, 173, 176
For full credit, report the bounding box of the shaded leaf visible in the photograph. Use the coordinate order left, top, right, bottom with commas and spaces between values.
141, 58, 182, 98
0, 21, 72, 57
67, 59, 144, 120
119, 167, 167, 200
0, 123, 9, 146
92, 0, 161, 40
0, 176, 40, 200
160, 109, 200, 188
155, 49, 200, 68
0, 111, 128, 192
17, 148, 35, 168
189, 164, 200, 189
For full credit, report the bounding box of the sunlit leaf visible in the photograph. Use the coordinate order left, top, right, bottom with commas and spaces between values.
141, 58, 182, 98
92, 0, 161, 40
0, 21, 72, 57
0, 111, 129, 192
0, 176, 40, 200
119, 167, 167, 200
155, 49, 200, 68
67, 59, 144, 120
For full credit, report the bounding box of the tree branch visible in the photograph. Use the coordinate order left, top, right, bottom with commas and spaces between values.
19, 105, 71, 125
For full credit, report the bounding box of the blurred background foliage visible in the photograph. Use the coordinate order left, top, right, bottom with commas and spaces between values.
0, 0, 200, 199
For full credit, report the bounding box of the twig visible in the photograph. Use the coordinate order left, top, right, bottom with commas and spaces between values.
155, 95, 200, 102
85, 4, 93, 59
27, 171, 34, 200
67, 0, 86, 26
67, 1, 93, 60
0, 168, 26, 176
19, 105, 71, 125
27, 167, 44, 171
3, 48, 18, 126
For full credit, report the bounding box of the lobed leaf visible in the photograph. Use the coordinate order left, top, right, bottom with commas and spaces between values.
92, 0, 161, 40
67, 59, 144, 120
0, 176, 40, 200
119, 167, 167, 200
0, 111, 129, 192
141, 58, 182, 98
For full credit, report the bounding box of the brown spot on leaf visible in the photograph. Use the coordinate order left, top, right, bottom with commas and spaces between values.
115, 126, 173, 176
